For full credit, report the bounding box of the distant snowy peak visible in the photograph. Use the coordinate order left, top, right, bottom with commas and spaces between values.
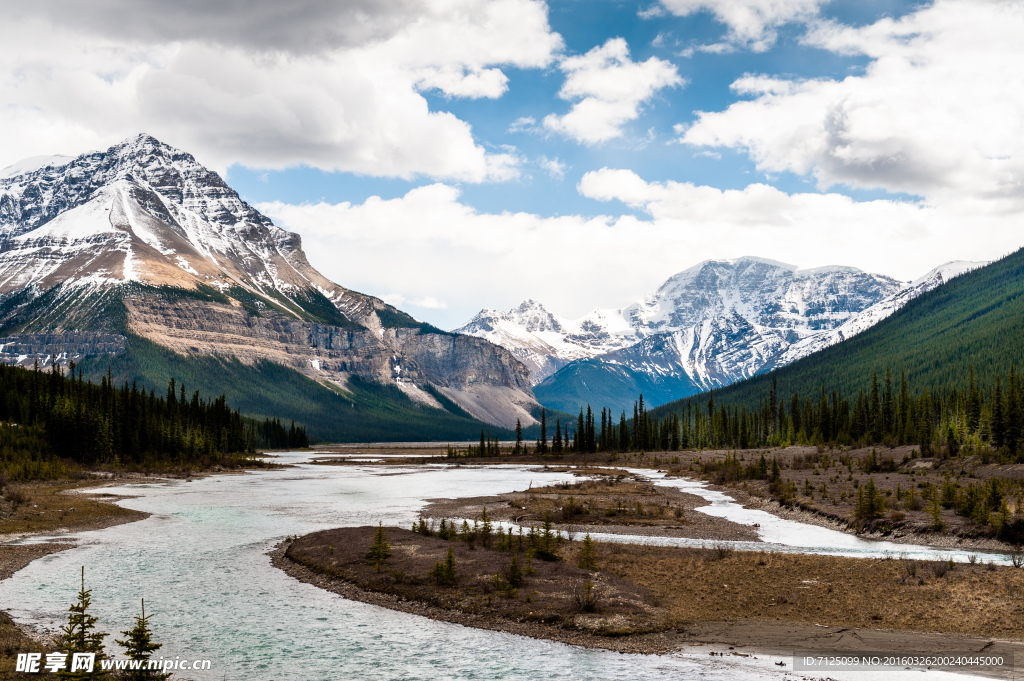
454, 302, 603, 382
456, 256, 977, 390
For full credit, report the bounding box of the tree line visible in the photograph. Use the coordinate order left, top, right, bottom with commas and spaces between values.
456, 365, 1024, 459
0, 360, 308, 480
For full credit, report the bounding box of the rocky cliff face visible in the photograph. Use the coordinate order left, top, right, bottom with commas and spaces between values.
0, 135, 538, 429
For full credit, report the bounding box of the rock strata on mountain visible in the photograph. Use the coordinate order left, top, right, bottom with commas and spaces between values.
0, 135, 538, 429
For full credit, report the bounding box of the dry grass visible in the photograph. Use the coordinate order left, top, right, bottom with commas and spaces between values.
287, 527, 667, 636
0, 481, 145, 536
599, 543, 1024, 638
513, 478, 690, 527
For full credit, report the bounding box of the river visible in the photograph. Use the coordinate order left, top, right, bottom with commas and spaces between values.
0, 453, 990, 680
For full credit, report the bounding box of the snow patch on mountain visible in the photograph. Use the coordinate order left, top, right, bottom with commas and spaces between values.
773, 260, 989, 366
0, 155, 74, 179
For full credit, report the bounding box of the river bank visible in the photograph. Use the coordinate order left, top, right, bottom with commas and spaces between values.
0, 478, 152, 679
276, 525, 1024, 678
321, 443, 1024, 553
0, 467, 269, 679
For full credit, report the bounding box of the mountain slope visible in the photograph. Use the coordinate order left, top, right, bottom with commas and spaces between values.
650, 247, 1024, 419
0, 135, 539, 434
462, 257, 926, 413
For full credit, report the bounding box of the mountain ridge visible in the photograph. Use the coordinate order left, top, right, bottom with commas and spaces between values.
456, 256, 987, 415
0, 134, 539, 432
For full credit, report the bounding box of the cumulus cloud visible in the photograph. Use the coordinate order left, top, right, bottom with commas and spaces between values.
655, 0, 826, 50
543, 38, 683, 144
258, 168, 1020, 328
679, 0, 1024, 204
0, 0, 563, 180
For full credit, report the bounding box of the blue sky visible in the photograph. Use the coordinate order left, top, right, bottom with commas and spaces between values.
226, 1, 900, 217
3, 0, 1023, 328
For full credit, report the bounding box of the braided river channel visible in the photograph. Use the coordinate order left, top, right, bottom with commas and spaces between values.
0, 452, 999, 680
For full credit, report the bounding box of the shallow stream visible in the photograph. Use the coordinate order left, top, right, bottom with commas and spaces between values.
0, 454, 989, 680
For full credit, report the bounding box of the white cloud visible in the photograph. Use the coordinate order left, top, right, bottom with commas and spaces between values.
0, 0, 563, 180
680, 0, 1024, 205
657, 0, 826, 51
508, 116, 538, 133
543, 38, 683, 144
537, 155, 568, 180
259, 167, 1022, 328
381, 294, 448, 310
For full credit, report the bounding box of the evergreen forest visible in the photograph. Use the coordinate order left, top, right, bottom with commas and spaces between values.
0, 360, 305, 481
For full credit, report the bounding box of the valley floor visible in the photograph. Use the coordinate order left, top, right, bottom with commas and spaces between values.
310, 443, 1024, 552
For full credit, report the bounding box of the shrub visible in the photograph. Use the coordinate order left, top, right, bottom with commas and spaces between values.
571, 580, 600, 613
710, 543, 733, 561
931, 561, 950, 578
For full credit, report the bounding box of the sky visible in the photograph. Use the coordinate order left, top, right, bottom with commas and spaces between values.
2, 0, 1023, 328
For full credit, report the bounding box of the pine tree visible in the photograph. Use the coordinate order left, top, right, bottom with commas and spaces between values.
57, 567, 110, 680
535, 511, 559, 561
366, 522, 392, 572
429, 547, 458, 586
577, 533, 597, 570
539, 409, 547, 454
505, 554, 524, 588
115, 599, 170, 680
553, 418, 562, 453
480, 507, 493, 547
514, 419, 523, 455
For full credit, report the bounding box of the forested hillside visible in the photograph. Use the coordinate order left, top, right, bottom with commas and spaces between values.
0, 360, 296, 480
76, 335, 520, 443
650, 247, 1024, 418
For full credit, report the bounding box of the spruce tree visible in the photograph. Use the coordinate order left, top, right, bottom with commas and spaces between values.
480, 507, 493, 547
515, 419, 523, 455
429, 547, 457, 586
577, 533, 597, 570
115, 599, 170, 680
366, 522, 392, 572
57, 567, 110, 680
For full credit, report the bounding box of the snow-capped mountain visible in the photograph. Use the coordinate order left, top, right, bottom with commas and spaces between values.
458, 257, 903, 385
454, 300, 636, 382
770, 260, 986, 367
455, 256, 986, 413
0, 135, 538, 429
